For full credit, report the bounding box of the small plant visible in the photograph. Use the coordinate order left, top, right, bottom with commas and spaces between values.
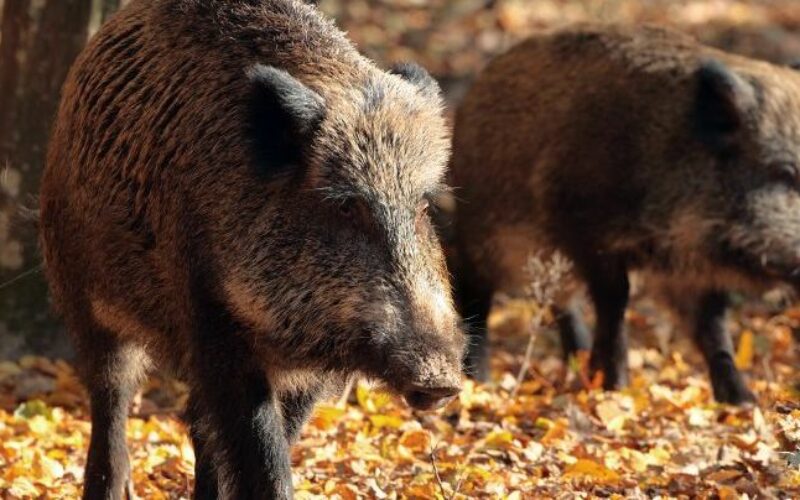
510, 251, 572, 397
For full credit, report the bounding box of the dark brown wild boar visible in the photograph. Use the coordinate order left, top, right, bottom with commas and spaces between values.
39, 1, 464, 498
450, 24, 800, 405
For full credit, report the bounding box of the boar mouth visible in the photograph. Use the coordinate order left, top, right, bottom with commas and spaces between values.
402, 385, 459, 411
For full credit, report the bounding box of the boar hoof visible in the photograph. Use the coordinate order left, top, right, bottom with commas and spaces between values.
590, 357, 629, 390
601, 371, 629, 391
711, 362, 756, 406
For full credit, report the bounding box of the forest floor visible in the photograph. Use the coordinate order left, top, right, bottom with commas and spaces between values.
3, 1, 800, 499
1, 292, 800, 499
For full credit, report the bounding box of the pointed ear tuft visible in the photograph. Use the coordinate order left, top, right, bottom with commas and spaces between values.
694, 59, 756, 150
246, 64, 326, 177
391, 62, 441, 98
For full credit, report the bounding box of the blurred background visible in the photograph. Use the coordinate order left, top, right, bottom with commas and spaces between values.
1, 0, 799, 358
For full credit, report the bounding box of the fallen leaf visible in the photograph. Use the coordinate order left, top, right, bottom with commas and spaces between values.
562, 459, 621, 484
736, 330, 755, 369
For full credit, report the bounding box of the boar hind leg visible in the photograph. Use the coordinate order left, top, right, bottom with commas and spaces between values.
584, 259, 630, 390
689, 291, 755, 405
455, 276, 493, 382
554, 297, 592, 358
81, 333, 147, 500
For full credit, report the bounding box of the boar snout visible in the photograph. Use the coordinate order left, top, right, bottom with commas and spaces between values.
398, 347, 463, 411
404, 384, 460, 411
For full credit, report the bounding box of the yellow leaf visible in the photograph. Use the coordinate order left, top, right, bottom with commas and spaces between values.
369, 414, 404, 429
14, 399, 53, 420
735, 330, 754, 370
180, 435, 196, 466
646, 446, 671, 466
541, 420, 568, 445
484, 429, 514, 448
37, 453, 65, 482
9, 476, 41, 497
310, 405, 344, 431
27, 415, 54, 435
356, 383, 392, 413
523, 441, 544, 461
687, 407, 712, 428
562, 459, 621, 484
595, 397, 633, 432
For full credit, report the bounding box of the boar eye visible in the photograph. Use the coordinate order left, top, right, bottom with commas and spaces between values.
771, 162, 800, 187
338, 199, 358, 218
338, 198, 371, 225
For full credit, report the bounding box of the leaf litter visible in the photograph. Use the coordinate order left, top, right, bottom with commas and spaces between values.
2, 290, 800, 498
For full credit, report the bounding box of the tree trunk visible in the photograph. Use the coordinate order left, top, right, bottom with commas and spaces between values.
0, 0, 93, 359
0, 0, 31, 150
16, 0, 93, 181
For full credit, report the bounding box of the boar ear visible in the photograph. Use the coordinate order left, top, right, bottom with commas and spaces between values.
391, 62, 441, 98
694, 59, 756, 150
246, 64, 326, 177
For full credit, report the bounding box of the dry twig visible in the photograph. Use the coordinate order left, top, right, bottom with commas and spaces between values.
429, 438, 452, 500
510, 252, 572, 397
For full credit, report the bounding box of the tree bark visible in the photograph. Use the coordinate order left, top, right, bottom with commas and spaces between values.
0, 0, 93, 359
0, 0, 31, 150
16, 0, 93, 184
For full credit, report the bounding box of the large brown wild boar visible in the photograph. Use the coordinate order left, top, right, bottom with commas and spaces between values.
451, 24, 800, 405
39, 1, 464, 498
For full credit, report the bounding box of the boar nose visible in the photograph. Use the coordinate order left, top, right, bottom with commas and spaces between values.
404, 384, 460, 411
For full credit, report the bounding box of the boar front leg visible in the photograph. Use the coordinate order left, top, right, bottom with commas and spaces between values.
185, 403, 219, 500
190, 367, 292, 500
280, 384, 323, 444
554, 297, 592, 358
189, 308, 293, 499
689, 291, 755, 405
584, 258, 630, 390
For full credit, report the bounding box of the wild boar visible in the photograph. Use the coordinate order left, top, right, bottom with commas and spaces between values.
450, 24, 800, 405
39, 0, 464, 498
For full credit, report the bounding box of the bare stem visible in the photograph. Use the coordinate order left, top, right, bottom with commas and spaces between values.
509, 251, 572, 397
429, 438, 452, 500
510, 311, 545, 398
336, 375, 357, 408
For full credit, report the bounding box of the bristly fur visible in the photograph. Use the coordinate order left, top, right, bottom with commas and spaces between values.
450, 23, 800, 403
39, 1, 463, 498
